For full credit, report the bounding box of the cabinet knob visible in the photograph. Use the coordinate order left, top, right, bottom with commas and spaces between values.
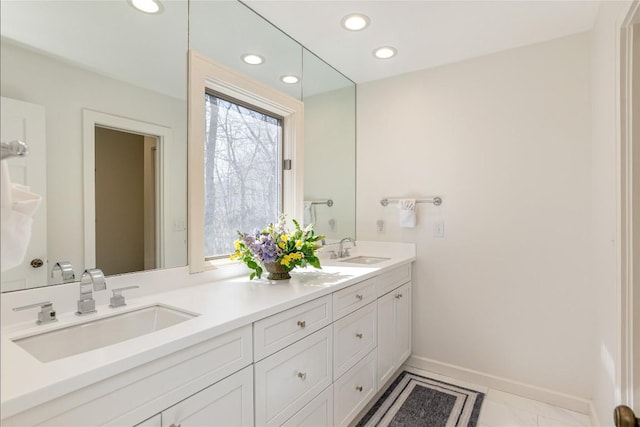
395, 293, 403, 299
30, 258, 44, 268
355, 294, 363, 300
297, 320, 306, 328
297, 371, 307, 380
356, 385, 363, 392
355, 332, 363, 339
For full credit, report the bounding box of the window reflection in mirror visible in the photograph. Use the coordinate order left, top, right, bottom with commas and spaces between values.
204, 93, 284, 258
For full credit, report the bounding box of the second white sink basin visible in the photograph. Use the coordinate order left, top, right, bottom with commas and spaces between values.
339, 256, 390, 265
13, 304, 198, 363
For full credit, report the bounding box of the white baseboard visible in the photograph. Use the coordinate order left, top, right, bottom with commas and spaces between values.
406, 355, 592, 415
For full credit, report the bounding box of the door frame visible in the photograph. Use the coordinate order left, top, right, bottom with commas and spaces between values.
619, 0, 640, 410
82, 110, 172, 271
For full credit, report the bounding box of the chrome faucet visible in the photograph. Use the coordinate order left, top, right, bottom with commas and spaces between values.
51, 261, 75, 283
338, 237, 356, 258
76, 268, 107, 316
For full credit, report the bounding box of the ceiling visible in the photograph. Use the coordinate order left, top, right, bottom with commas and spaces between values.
243, 0, 602, 83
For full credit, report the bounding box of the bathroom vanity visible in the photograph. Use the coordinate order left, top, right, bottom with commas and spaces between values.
0, 242, 414, 426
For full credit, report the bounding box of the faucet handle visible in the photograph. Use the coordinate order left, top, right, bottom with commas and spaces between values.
109, 286, 139, 308
13, 301, 57, 325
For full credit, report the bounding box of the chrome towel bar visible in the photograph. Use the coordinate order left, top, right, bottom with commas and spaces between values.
380, 197, 442, 207
1, 140, 29, 160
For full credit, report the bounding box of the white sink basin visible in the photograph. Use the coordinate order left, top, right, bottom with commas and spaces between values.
13, 304, 198, 362
339, 256, 390, 265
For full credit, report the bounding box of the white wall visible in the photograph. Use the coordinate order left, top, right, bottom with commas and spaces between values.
0, 42, 188, 279
357, 33, 593, 399
590, 1, 634, 425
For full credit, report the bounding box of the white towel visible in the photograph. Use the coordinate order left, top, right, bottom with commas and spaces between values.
303, 201, 316, 226
398, 199, 416, 228
1, 160, 42, 271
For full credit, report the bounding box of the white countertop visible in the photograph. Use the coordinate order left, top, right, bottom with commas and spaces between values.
0, 241, 415, 419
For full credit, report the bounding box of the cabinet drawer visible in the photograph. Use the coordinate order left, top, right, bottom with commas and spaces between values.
162, 365, 254, 427
333, 278, 376, 320
254, 295, 332, 361
376, 264, 411, 297
281, 385, 333, 427
333, 350, 377, 427
255, 327, 333, 426
333, 302, 377, 380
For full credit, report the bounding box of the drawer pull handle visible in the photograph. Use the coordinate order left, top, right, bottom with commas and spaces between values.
298, 371, 307, 380
356, 385, 363, 392
169, 424, 181, 427
355, 332, 364, 339
355, 294, 364, 300
395, 293, 403, 299
297, 320, 306, 328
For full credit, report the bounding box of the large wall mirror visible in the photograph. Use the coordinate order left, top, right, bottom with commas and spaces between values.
0, 0, 189, 292
0, 0, 355, 293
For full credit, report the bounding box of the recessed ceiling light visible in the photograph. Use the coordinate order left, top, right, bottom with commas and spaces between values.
373, 46, 397, 59
130, 0, 161, 14
241, 54, 264, 65
281, 75, 299, 84
341, 13, 370, 31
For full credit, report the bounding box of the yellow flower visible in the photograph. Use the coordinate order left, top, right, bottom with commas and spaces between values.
234, 239, 241, 250
281, 234, 289, 242
295, 240, 303, 249
229, 250, 242, 260
278, 241, 286, 249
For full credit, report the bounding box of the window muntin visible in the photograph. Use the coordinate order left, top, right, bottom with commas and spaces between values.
204, 92, 283, 258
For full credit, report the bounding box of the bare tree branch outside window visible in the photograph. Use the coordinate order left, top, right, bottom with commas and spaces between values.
204, 93, 282, 258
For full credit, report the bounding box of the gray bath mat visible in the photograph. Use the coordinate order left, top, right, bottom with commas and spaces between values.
355, 371, 484, 427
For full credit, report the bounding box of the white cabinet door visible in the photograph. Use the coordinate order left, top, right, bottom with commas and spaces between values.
377, 282, 412, 388
394, 283, 411, 365
162, 365, 253, 427
376, 290, 396, 387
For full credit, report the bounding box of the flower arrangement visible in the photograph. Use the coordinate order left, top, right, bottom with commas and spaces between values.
231, 215, 325, 280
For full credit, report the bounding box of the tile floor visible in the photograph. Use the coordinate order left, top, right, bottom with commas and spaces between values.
401, 366, 592, 427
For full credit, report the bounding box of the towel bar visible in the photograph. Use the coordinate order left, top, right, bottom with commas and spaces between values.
1, 140, 29, 160
380, 197, 442, 207
307, 199, 333, 207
